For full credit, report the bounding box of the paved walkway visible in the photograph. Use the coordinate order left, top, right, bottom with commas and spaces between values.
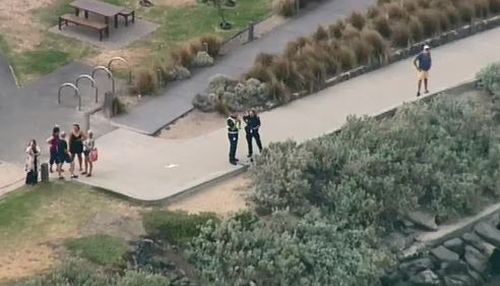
112, 0, 376, 135
85, 26, 500, 201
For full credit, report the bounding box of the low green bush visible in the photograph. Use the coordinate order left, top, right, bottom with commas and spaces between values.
143, 210, 219, 244
65, 235, 129, 267
252, 96, 500, 225
477, 62, 500, 94
190, 211, 390, 286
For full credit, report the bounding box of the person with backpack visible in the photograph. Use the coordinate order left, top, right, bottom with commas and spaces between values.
25, 139, 40, 185
413, 45, 432, 97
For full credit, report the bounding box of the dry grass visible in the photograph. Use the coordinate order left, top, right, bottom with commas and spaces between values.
313, 26, 329, 42
273, 0, 295, 17
328, 20, 345, 39
390, 21, 410, 47
348, 11, 366, 30
372, 16, 391, 39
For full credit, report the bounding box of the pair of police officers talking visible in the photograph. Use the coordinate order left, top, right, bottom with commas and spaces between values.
226, 110, 263, 165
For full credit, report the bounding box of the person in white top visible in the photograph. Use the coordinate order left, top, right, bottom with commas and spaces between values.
83, 130, 96, 177
25, 139, 41, 185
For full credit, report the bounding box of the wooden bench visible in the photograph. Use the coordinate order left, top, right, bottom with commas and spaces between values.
118, 9, 135, 27
58, 14, 109, 41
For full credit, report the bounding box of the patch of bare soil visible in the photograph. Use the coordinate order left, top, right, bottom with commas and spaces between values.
158, 110, 225, 139
0, 245, 57, 283
80, 211, 146, 241
167, 174, 251, 216
0, 0, 54, 51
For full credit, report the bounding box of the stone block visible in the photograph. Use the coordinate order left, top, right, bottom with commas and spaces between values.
431, 246, 460, 262
443, 238, 464, 256
399, 257, 435, 276
474, 222, 500, 248
407, 210, 438, 231
409, 269, 440, 285
464, 245, 488, 274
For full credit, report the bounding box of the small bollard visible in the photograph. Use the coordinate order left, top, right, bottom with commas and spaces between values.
104, 92, 115, 118
247, 22, 255, 42
41, 163, 49, 183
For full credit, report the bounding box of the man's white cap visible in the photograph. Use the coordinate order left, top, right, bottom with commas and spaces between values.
423, 44, 430, 50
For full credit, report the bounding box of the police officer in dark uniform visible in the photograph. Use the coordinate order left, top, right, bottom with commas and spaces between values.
227, 113, 241, 165
243, 109, 263, 158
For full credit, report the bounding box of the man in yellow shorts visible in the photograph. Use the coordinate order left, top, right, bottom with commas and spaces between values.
413, 45, 432, 97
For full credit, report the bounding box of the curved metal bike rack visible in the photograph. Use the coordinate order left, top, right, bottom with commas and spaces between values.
76, 74, 99, 103
58, 83, 81, 111
91, 66, 115, 95
107, 57, 132, 84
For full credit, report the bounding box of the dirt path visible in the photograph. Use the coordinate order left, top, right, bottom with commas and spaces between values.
167, 174, 250, 216
157, 110, 225, 139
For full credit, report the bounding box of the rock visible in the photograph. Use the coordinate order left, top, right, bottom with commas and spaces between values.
443, 274, 475, 286
444, 238, 465, 256
431, 246, 460, 262
466, 269, 484, 284
464, 245, 489, 274
462, 232, 492, 256
409, 269, 441, 285
474, 222, 500, 248
381, 270, 403, 286
407, 210, 438, 231
440, 260, 469, 276
399, 258, 435, 276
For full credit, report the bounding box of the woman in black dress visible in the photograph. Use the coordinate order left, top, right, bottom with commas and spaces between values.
69, 124, 85, 172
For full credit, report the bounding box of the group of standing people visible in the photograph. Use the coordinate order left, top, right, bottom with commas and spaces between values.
227, 109, 263, 165
25, 123, 97, 185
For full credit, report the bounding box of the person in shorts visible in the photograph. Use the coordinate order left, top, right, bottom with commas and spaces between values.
83, 130, 95, 177
413, 45, 432, 97
57, 132, 78, 180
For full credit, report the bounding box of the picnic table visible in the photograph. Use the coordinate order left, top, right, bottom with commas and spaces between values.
70, 0, 127, 29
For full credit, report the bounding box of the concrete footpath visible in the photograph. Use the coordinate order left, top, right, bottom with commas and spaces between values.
85, 26, 500, 201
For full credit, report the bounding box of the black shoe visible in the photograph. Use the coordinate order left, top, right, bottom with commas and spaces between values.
425, 90, 429, 94
229, 160, 237, 165
416, 91, 421, 97
247, 154, 252, 158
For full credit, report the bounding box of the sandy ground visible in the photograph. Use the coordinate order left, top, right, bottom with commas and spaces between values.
0, 0, 53, 51
155, 0, 197, 7
0, 162, 25, 197
167, 174, 251, 216
0, 245, 58, 283
158, 109, 225, 139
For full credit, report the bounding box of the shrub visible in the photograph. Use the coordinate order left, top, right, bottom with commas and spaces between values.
268, 76, 290, 102
245, 63, 273, 82
457, 2, 475, 23
252, 96, 499, 223
270, 57, 307, 91
366, 6, 381, 19
474, 0, 490, 18
284, 41, 300, 58
65, 235, 129, 267
273, 0, 295, 17
312, 25, 328, 41
143, 210, 219, 244
477, 62, 500, 94
435, 9, 452, 31
391, 22, 411, 47
385, 2, 408, 20
348, 11, 366, 30
489, 0, 500, 13
416, 0, 431, 8
402, 0, 418, 13
361, 28, 388, 59
254, 52, 276, 67
408, 16, 424, 42
443, 5, 460, 26
199, 35, 222, 57
334, 46, 356, 71
132, 71, 155, 95
190, 211, 389, 286
372, 15, 391, 39
328, 20, 345, 39
342, 24, 361, 41
416, 9, 441, 37
171, 46, 195, 68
